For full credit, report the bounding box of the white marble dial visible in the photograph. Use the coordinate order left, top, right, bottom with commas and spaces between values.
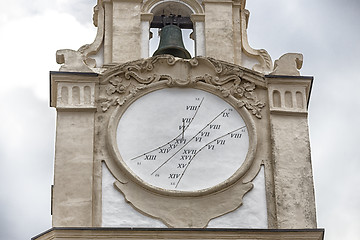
116, 88, 249, 192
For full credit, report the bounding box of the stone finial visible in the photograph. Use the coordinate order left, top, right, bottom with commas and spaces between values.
270, 53, 303, 76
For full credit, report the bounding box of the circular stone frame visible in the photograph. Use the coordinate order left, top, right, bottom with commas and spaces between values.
106, 82, 257, 197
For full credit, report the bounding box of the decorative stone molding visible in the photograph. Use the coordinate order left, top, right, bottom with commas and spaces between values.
190, 13, 205, 22
266, 75, 313, 115
113, 177, 253, 228
56, 82, 96, 108
32, 228, 325, 240
142, 0, 204, 15
240, 8, 273, 74
100, 56, 266, 118
140, 13, 154, 22
270, 53, 303, 76
50, 72, 99, 110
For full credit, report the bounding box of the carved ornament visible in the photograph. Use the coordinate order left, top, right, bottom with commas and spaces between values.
240, 8, 273, 74
270, 53, 303, 76
100, 56, 265, 119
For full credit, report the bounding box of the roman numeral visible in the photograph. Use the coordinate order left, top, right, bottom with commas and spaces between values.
230, 133, 242, 138
216, 140, 226, 145
186, 106, 198, 110
201, 131, 210, 137
177, 163, 187, 168
210, 124, 221, 129
207, 145, 215, 150
183, 149, 197, 154
183, 117, 191, 123
175, 139, 186, 144
222, 112, 230, 117
169, 173, 181, 179
159, 148, 170, 153
144, 155, 157, 160
180, 155, 192, 160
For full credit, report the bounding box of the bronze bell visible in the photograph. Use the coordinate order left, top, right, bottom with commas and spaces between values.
153, 25, 191, 59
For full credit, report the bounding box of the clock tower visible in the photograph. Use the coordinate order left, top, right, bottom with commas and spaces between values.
33, 0, 324, 239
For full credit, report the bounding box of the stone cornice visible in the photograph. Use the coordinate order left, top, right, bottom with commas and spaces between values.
32, 228, 325, 240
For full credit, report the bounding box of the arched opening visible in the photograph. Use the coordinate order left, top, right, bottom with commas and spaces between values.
149, 27, 194, 57
149, 2, 195, 57
141, 0, 204, 58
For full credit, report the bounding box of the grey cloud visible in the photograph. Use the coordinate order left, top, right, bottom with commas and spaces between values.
0, 88, 54, 240
57, 0, 98, 25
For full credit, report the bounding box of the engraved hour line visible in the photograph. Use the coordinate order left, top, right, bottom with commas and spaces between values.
129, 97, 204, 161
175, 125, 247, 188
150, 108, 228, 175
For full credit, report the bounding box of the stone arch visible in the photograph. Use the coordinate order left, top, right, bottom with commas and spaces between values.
142, 0, 204, 15
141, 0, 205, 58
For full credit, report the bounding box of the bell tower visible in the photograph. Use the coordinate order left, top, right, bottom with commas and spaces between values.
33, 0, 324, 239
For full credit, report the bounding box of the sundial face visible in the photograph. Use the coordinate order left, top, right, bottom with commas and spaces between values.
102, 56, 262, 227
116, 88, 249, 192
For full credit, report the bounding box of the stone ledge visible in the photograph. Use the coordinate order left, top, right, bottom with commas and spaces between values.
32, 228, 325, 240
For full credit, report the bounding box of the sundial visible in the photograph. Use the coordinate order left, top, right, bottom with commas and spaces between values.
116, 88, 250, 192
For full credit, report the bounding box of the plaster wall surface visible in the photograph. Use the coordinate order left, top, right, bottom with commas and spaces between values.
102, 162, 167, 227
270, 114, 317, 228
204, 2, 234, 62
207, 166, 268, 228
102, 163, 267, 228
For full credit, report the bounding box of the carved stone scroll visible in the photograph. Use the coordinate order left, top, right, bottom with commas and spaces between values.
240, 8, 273, 74
100, 56, 266, 119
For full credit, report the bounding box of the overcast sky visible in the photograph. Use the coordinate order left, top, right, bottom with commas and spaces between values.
0, 0, 359, 239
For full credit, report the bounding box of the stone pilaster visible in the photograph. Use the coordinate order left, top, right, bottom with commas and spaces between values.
50, 72, 98, 227
267, 75, 317, 228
